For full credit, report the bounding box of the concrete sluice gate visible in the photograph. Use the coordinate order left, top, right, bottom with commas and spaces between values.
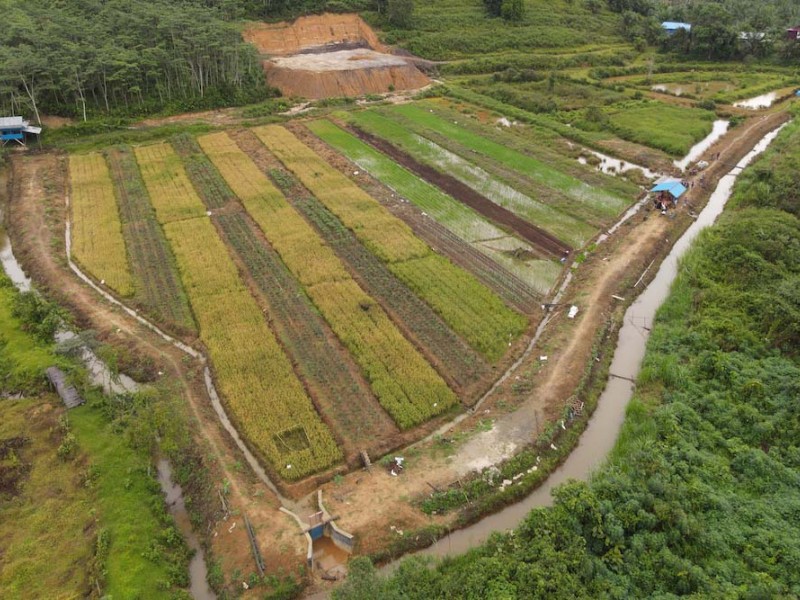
286, 490, 354, 579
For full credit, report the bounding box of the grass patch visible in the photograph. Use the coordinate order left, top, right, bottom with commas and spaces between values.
575, 101, 717, 156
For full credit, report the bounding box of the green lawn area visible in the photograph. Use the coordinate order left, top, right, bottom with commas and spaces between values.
0, 276, 187, 599
307, 119, 561, 295
598, 102, 715, 156
377, 0, 623, 61
345, 110, 597, 247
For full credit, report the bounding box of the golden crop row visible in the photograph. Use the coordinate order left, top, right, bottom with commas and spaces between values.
68, 153, 134, 297
134, 149, 341, 480
255, 125, 528, 362
198, 132, 457, 429
133, 143, 207, 224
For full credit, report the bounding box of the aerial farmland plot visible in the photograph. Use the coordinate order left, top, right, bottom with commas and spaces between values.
64, 98, 646, 485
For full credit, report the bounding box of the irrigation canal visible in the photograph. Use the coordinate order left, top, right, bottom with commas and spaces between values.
0, 204, 216, 600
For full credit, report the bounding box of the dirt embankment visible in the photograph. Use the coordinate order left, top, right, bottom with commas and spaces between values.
244, 14, 385, 56
243, 14, 430, 100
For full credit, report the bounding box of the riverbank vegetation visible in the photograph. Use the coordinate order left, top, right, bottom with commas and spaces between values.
0, 277, 191, 598
333, 121, 800, 598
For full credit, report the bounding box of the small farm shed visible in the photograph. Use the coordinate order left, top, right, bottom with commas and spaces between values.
650, 180, 687, 210
45, 367, 84, 409
662, 22, 692, 35
787, 26, 800, 41
0, 116, 41, 147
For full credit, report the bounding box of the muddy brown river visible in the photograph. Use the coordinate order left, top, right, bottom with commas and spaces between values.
383, 122, 788, 567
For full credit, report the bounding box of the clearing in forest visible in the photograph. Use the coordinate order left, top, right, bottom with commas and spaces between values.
243, 14, 430, 99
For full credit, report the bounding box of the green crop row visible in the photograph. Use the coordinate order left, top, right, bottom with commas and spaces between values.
197, 132, 458, 429
307, 118, 560, 296
347, 110, 596, 247
256, 125, 529, 362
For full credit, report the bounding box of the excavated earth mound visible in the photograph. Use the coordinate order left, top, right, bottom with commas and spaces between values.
243, 14, 430, 99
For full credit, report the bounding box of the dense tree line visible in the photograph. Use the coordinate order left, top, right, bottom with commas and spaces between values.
0, 0, 271, 122
607, 0, 800, 59
333, 120, 800, 598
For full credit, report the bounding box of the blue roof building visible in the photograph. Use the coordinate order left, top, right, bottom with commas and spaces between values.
0, 116, 41, 147
662, 22, 692, 35
651, 180, 687, 200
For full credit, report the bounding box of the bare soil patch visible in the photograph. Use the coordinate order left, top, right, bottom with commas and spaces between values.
243, 14, 386, 56
243, 14, 429, 100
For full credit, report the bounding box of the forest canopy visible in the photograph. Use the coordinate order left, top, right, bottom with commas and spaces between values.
0, 0, 271, 121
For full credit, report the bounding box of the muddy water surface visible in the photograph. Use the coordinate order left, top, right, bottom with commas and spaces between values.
674, 119, 729, 171
734, 91, 779, 110
158, 460, 217, 600
578, 150, 660, 180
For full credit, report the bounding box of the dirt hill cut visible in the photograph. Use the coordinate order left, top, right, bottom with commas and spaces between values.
243, 14, 430, 100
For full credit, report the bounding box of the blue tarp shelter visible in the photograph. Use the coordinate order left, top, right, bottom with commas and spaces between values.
662, 21, 692, 35
651, 180, 687, 200
0, 116, 41, 146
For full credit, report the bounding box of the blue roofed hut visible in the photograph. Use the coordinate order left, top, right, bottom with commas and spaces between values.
662, 22, 692, 35
650, 180, 687, 210
0, 116, 41, 147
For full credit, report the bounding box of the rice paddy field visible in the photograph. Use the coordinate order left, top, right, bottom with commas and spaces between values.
67, 98, 645, 482
604, 68, 796, 104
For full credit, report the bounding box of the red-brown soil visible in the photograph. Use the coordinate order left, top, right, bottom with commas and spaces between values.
243, 14, 430, 100
243, 14, 386, 56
